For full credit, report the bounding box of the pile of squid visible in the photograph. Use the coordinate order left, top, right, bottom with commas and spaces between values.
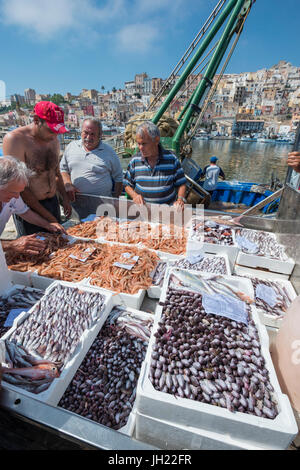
149, 283, 278, 419
6, 233, 69, 272
9, 284, 106, 367
189, 219, 234, 246
59, 306, 153, 430
0, 287, 44, 338
2, 339, 60, 394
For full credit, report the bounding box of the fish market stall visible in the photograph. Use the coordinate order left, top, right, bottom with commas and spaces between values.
0, 196, 300, 450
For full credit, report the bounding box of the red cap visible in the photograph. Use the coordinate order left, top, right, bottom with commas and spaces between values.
34, 101, 69, 134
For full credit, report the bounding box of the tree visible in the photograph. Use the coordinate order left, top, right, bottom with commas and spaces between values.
49, 93, 66, 106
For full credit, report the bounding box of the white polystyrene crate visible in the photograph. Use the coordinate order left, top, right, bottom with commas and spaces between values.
234, 264, 289, 281
147, 253, 232, 300
52, 305, 154, 437
80, 278, 146, 310
136, 269, 298, 450
135, 409, 264, 450
234, 228, 295, 275
0, 281, 113, 407
236, 251, 295, 276
187, 217, 239, 271
0, 243, 32, 294
233, 270, 297, 328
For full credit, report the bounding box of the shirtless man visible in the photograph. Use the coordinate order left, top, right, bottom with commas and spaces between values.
2, 101, 72, 235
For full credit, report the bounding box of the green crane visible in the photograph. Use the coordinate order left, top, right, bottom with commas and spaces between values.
150, 0, 256, 159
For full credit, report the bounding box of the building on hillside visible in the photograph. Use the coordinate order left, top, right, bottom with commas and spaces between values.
24, 88, 36, 105
232, 118, 264, 136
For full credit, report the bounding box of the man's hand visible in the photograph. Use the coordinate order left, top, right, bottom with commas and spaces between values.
132, 194, 145, 206
65, 183, 80, 203
9, 234, 46, 256
62, 196, 72, 218
173, 198, 185, 212
46, 222, 67, 235
287, 152, 300, 173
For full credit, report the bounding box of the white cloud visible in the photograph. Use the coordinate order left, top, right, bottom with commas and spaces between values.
0, 0, 125, 39
135, 0, 183, 14
116, 23, 159, 53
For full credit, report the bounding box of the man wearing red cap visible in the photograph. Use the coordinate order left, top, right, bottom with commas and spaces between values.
3, 101, 72, 235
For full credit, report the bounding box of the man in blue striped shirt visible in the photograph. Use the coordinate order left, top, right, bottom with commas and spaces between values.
124, 121, 187, 210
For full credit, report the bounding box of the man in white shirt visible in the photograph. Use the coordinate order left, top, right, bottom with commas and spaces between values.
201, 156, 225, 193
0, 156, 66, 255
60, 117, 123, 219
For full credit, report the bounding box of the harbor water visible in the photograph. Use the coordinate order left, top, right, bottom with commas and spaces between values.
121, 139, 292, 185
191, 139, 291, 184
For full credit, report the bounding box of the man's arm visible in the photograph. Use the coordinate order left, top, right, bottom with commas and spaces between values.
124, 185, 145, 205
219, 167, 226, 180
113, 182, 123, 198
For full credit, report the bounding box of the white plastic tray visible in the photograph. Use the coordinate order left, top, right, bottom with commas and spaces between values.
186, 217, 239, 270
136, 269, 298, 449
233, 271, 297, 328
0, 281, 113, 406
135, 410, 264, 450
147, 253, 232, 299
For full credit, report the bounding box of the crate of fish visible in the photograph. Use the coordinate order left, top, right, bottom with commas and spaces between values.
186, 217, 239, 270
147, 253, 231, 299
28, 240, 159, 310
233, 264, 290, 281
0, 285, 45, 339
56, 305, 154, 436
0, 281, 113, 405
136, 268, 298, 449
233, 273, 297, 329
135, 408, 263, 450
234, 228, 295, 275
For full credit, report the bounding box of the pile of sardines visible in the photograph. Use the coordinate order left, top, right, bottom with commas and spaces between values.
8, 284, 106, 367
149, 286, 278, 419
59, 306, 153, 430
0, 287, 44, 337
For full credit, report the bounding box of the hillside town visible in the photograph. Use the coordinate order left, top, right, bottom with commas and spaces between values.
0, 60, 299, 142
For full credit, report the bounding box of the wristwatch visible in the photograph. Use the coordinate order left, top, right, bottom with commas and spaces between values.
178, 196, 187, 203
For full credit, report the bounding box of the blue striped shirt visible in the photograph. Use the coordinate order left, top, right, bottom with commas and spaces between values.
124, 144, 187, 204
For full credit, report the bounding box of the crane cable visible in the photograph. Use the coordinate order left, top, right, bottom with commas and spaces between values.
184, 2, 253, 146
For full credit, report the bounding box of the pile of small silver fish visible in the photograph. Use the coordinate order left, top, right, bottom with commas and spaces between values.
0, 287, 44, 337
150, 287, 278, 419
59, 306, 153, 430
247, 276, 293, 317
9, 284, 106, 366
189, 219, 234, 246
173, 255, 228, 275
150, 256, 228, 288
2, 339, 60, 394
235, 229, 288, 261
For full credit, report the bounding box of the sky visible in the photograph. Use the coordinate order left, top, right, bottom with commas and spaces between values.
0, 0, 299, 99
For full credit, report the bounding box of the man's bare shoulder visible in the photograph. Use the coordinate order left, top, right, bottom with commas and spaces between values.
3, 125, 33, 159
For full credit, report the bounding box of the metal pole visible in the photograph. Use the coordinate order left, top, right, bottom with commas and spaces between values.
152, 0, 239, 125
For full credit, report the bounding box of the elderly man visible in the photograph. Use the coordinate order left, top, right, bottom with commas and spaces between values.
60, 117, 123, 219
124, 121, 187, 210
0, 156, 66, 255
2, 101, 72, 235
